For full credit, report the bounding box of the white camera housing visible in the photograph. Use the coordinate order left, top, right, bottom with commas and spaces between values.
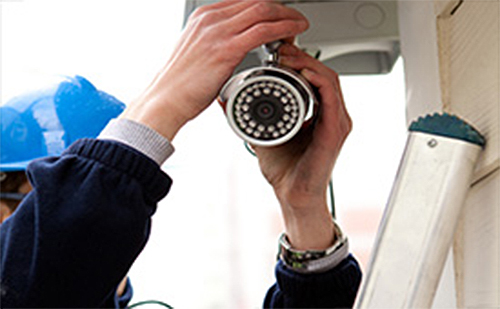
219, 65, 317, 147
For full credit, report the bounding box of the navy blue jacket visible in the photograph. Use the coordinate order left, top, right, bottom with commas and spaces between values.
0, 139, 361, 308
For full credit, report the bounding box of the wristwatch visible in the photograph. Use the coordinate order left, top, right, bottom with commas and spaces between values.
278, 220, 349, 274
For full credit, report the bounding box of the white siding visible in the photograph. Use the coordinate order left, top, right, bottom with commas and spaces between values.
399, 0, 500, 307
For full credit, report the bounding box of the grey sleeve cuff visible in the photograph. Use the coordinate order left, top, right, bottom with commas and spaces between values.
98, 118, 175, 166
297, 238, 350, 274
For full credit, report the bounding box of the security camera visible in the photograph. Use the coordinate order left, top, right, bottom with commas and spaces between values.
219, 41, 318, 147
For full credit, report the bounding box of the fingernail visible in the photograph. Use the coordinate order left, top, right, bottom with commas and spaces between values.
299, 19, 309, 29
279, 44, 299, 56
301, 68, 314, 79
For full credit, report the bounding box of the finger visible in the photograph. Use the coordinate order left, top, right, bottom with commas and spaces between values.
301, 69, 351, 142
176, 2, 263, 65
302, 69, 340, 110
223, 2, 308, 35
279, 42, 301, 56
233, 19, 308, 53
278, 43, 347, 108
188, 0, 254, 22
282, 36, 296, 45
279, 46, 338, 81
182, 2, 257, 54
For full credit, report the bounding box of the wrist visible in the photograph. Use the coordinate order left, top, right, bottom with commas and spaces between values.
279, 197, 337, 251
121, 97, 189, 142
278, 219, 349, 274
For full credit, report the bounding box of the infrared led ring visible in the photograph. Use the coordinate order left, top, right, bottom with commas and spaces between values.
220, 65, 317, 147
226, 74, 308, 147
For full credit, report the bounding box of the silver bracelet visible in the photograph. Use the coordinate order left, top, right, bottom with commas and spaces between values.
279, 220, 349, 274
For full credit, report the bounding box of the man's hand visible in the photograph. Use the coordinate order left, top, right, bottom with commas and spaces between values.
253, 43, 352, 251
121, 1, 309, 141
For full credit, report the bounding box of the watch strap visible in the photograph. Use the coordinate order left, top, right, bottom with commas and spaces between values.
279, 220, 350, 274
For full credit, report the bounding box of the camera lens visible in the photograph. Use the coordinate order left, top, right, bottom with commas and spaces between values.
256, 102, 275, 120
251, 98, 283, 125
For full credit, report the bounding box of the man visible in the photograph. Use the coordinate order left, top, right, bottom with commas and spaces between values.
0, 75, 132, 307
1, 1, 361, 307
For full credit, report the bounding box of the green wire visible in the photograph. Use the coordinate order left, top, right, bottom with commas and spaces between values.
328, 179, 336, 219
244, 142, 336, 218
128, 300, 174, 309
244, 141, 257, 157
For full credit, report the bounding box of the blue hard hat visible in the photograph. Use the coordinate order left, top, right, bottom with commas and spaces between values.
1, 75, 125, 172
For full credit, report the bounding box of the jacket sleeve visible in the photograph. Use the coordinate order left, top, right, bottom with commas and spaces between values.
264, 255, 362, 308
0, 139, 172, 308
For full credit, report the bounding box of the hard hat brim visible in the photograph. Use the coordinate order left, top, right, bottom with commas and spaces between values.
0, 160, 32, 172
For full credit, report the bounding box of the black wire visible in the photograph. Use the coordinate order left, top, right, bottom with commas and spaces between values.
128, 300, 173, 309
